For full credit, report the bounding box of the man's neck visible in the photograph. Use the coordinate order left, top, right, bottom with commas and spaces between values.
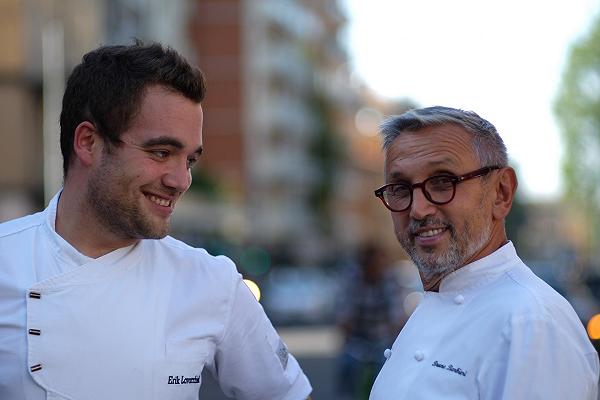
423, 273, 445, 292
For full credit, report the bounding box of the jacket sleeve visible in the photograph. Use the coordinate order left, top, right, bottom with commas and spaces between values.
210, 270, 312, 400
478, 314, 599, 399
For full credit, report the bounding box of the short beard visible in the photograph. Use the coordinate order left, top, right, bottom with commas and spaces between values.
86, 156, 170, 240
399, 214, 491, 285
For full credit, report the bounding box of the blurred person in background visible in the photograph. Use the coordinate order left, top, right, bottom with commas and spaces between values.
0, 41, 311, 400
369, 106, 599, 399
336, 243, 406, 399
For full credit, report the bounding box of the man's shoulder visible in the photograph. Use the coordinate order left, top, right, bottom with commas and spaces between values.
0, 211, 45, 240
504, 263, 569, 307
482, 262, 582, 327
152, 235, 224, 259
145, 235, 238, 275
141, 236, 242, 304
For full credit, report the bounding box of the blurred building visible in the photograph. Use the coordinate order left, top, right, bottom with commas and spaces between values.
334, 92, 415, 258
0, 0, 47, 219
515, 201, 593, 271
189, 0, 346, 263
188, 0, 416, 264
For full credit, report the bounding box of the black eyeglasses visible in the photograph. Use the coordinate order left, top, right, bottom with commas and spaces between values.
374, 166, 502, 212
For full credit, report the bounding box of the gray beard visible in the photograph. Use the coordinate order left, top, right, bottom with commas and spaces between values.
400, 216, 491, 284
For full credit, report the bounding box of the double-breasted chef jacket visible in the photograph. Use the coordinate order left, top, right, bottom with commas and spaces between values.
0, 193, 312, 400
370, 242, 599, 400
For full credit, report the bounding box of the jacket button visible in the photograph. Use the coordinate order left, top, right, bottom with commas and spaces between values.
30, 364, 42, 372
384, 349, 392, 359
414, 350, 425, 361
454, 294, 465, 305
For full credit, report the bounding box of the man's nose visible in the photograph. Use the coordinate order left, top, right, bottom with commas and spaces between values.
409, 187, 436, 220
163, 159, 192, 192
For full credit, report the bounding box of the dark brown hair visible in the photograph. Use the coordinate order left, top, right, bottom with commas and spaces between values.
59, 41, 206, 177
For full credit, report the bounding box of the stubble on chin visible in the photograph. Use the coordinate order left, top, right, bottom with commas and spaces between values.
87, 164, 171, 241
91, 191, 170, 240
399, 229, 460, 285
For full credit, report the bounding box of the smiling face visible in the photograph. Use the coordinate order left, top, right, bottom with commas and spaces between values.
86, 85, 203, 240
385, 124, 502, 288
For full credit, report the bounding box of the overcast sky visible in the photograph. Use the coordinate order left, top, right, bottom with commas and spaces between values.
344, 0, 599, 201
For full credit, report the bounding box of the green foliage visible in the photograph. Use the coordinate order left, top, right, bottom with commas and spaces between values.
505, 189, 527, 249
307, 91, 345, 233
555, 13, 600, 220
189, 167, 222, 200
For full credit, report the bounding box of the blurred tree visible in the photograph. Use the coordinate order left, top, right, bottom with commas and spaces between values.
503, 163, 528, 255
307, 91, 345, 235
505, 188, 527, 249
554, 12, 600, 254
189, 167, 222, 200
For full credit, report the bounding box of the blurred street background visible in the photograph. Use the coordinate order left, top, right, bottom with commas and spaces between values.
2, 0, 600, 398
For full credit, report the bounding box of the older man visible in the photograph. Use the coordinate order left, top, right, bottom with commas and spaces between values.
0, 42, 311, 400
369, 106, 598, 399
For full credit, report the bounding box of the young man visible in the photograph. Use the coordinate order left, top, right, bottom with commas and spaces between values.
370, 106, 598, 399
0, 42, 312, 400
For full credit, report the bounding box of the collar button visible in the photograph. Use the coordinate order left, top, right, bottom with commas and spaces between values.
454, 294, 465, 305
414, 350, 425, 362
384, 348, 392, 359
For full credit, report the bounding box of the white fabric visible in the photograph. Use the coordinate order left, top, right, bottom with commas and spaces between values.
0, 193, 311, 400
370, 242, 599, 400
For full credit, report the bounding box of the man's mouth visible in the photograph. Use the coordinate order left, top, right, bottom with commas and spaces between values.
146, 194, 173, 208
417, 228, 446, 238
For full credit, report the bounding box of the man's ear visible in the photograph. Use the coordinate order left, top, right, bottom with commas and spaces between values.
73, 121, 101, 167
492, 167, 518, 220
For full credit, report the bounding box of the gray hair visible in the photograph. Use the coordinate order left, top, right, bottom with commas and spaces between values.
379, 106, 508, 167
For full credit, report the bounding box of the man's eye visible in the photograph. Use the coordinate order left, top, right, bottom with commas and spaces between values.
428, 176, 455, 190
187, 157, 199, 168
149, 150, 170, 159
389, 185, 410, 197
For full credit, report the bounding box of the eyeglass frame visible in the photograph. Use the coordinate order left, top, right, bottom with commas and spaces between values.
374, 166, 502, 212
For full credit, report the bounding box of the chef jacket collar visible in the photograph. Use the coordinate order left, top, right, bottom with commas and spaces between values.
438, 241, 519, 294
43, 190, 138, 270
44, 190, 93, 268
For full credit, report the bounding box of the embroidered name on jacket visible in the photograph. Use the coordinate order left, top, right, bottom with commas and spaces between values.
168, 375, 201, 384
432, 360, 468, 377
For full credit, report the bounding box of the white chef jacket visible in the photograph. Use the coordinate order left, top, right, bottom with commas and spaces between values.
0, 193, 312, 400
370, 242, 599, 400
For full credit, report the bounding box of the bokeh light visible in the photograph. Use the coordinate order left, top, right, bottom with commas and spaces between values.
354, 107, 383, 137
243, 279, 261, 302
587, 314, 600, 340
403, 291, 423, 316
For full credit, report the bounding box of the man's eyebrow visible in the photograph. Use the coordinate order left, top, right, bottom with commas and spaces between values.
140, 136, 184, 148
388, 159, 459, 180
388, 171, 409, 181
139, 136, 203, 155
427, 158, 457, 168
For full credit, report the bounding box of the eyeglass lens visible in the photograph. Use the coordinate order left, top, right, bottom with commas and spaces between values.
383, 176, 456, 211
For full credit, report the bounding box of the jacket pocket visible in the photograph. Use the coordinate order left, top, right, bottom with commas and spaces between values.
152, 339, 213, 400
166, 338, 212, 362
